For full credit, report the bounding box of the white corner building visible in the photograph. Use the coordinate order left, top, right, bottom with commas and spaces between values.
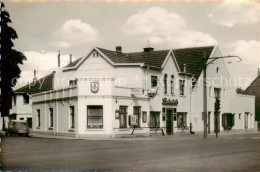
31, 46, 255, 138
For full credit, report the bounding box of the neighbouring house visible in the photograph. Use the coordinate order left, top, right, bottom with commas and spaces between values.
31, 45, 255, 138
244, 69, 260, 130
9, 72, 55, 128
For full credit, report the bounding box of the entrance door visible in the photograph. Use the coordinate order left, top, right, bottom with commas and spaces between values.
166, 109, 173, 135
214, 112, 220, 133
245, 113, 248, 129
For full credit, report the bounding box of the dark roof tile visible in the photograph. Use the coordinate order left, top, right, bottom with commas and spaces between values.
14, 73, 55, 94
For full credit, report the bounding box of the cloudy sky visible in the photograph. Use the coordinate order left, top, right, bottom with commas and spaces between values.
5, 0, 260, 89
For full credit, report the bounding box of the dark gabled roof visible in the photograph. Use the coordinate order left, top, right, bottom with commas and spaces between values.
64, 57, 83, 68
97, 47, 169, 68
98, 46, 214, 79
173, 46, 214, 80
14, 72, 55, 94
244, 75, 260, 97
244, 74, 260, 121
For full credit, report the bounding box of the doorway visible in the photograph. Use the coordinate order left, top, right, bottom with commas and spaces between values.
244, 112, 249, 129
166, 109, 173, 135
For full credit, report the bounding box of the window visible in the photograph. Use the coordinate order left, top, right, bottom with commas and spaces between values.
23, 94, 29, 104
239, 113, 241, 119
171, 75, 174, 94
177, 112, 187, 127
70, 106, 75, 129
173, 108, 177, 121
37, 109, 40, 127
69, 80, 77, 86
162, 108, 166, 121
87, 106, 103, 129
133, 106, 141, 127
150, 112, 160, 127
151, 76, 158, 87
223, 89, 225, 98
214, 88, 221, 98
164, 74, 168, 94
20, 118, 24, 120
179, 80, 185, 95
119, 106, 127, 128
49, 108, 53, 128
209, 87, 212, 97
13, 95, 17, 106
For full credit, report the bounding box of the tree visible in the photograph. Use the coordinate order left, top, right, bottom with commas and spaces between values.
1, 2, 26, 130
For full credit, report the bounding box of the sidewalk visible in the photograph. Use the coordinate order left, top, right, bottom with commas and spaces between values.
27, 130, 260, 141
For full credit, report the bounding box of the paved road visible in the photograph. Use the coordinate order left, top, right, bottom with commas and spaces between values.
1, 133, 260, 172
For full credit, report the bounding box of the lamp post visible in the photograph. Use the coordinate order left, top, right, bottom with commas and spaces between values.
203, 53, 241, 139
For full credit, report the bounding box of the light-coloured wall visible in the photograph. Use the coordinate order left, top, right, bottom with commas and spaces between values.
9, 94, 32, 121
190, 46, 255, 132
31, 46, 255, 137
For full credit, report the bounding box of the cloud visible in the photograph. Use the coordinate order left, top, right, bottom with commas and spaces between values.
208, 0, 260, 27
121, 7, 217, 48
15, 51, 77, 89
223, 40, 260, 88
226, 40, 260, 66
53, 19, 102, 48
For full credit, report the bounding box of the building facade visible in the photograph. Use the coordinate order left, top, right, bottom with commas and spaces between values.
31, 46, 255, 137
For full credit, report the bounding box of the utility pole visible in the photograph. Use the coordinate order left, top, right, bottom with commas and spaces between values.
202, 53, 241, 139
203, 52, 208, 139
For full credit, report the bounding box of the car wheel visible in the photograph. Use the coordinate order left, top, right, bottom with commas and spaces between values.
25, 133, 29, 137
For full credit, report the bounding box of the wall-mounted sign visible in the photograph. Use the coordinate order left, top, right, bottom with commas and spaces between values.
130, 88, 144, 96
142, 111, 147, 122
148, 86, 158, 99
115, 110, 120, 119
162, 98, 178, 106
91, 82, 99, 93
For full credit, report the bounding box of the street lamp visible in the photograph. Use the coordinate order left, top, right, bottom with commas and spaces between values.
203, 52, 242, 139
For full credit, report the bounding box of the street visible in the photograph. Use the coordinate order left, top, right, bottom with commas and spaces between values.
1, 133, 260, 172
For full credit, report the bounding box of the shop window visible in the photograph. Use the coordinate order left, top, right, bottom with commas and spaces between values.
151, 76, 158, 87
171, 75, 174, 94
119, 106, 128, 128
214, 88, 221, 98
164, 74, 168, 94
23, 94, 29, 104
49, 108, 53, 128
179, 80, 185, 95
177, 112, 187, 127
150, 112, 160, 128
37, 109, 40, 127
87, 105, 103, 129
133, 106, 141, 127
70, 106, 75, 129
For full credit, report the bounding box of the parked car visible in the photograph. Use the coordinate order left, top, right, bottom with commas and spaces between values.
5, 120, 30, 136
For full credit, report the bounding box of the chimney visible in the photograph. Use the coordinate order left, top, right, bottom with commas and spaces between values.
70, 54, 72, 64
33, 69, 37, 83
58, 51, 61, 67
143, 47, 154, 52
116, 46, 122, 53
183, 64, 187, 73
